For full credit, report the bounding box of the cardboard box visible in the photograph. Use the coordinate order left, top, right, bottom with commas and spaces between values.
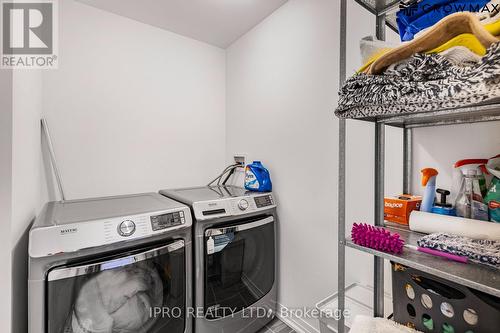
384, 195, 422, 225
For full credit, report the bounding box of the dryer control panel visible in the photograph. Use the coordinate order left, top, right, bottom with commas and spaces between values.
192, 193, 276, 221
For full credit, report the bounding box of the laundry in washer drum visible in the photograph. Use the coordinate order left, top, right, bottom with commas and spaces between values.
62, 263, 163, 333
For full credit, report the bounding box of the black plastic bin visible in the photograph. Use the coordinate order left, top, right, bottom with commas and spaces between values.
391, 262, 500, 333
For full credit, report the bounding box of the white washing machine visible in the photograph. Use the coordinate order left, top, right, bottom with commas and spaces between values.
28, 193, 193, 333
160, 185, 278, 333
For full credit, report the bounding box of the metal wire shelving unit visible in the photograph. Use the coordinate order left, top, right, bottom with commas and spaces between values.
336, 1, 500, 332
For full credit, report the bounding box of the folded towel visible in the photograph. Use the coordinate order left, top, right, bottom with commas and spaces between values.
335, 42, 500, 120
350, 315, 422, 333
417, 233, 500, 268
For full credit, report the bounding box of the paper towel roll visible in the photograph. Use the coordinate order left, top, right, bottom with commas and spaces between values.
409, 211, 500, 240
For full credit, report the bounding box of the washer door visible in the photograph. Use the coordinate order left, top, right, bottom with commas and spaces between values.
46, 240, 186, 333
204, 215, 275, 320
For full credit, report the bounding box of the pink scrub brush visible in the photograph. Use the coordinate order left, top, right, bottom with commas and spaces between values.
351, 223, 405, 254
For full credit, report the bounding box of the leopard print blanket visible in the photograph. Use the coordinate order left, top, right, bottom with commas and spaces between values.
334, 42, 500, 119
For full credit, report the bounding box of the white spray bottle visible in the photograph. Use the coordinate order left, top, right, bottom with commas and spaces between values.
421, 168, 438, 213
451, 159, 489, 203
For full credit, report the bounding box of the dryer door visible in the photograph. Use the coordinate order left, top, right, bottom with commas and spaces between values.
46, 240, 186, 333
204, 215, 275, 319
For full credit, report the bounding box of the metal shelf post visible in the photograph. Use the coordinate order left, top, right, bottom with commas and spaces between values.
374, 123, 385, 318
337, 0, 347, 332
403, 128, 413, 194
373, 6, 387, 318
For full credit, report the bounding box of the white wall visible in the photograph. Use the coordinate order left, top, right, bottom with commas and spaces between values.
0, 70, 13, 333
11, 70, 44, 333
226, 0, 340, 330
42, 0, 227, 200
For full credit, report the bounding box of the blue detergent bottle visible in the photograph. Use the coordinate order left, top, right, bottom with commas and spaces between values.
245, 161, 272, 192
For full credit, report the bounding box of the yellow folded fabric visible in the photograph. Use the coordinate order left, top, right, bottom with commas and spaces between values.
485, 19, 500, 36
358, 33, 486, 73
428, 33, 487, 55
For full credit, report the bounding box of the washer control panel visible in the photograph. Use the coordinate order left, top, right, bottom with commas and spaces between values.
194, 193, 276, 220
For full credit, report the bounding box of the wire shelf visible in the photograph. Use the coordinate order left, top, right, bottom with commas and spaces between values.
350, 101, 500, 128
337, 2, 500, 332
346, 225, 500, 298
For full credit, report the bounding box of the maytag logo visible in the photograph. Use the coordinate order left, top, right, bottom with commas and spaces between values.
60, 228, 77, 235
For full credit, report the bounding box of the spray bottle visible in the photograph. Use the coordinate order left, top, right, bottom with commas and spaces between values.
451, 159, 489, 203
455, 169, 489, 221
421, 168, 438, 213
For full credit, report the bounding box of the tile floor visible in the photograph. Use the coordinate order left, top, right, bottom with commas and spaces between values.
257, 318, 296, 333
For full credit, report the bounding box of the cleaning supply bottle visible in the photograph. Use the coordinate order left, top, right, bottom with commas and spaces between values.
452, 159, 489, 203
244, 161, 272, 192
486, 177, 500, 223
455, 169, 489, 221
421, 168, 438, 213
484, 155, 500, 223
431, 189, 456, 216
